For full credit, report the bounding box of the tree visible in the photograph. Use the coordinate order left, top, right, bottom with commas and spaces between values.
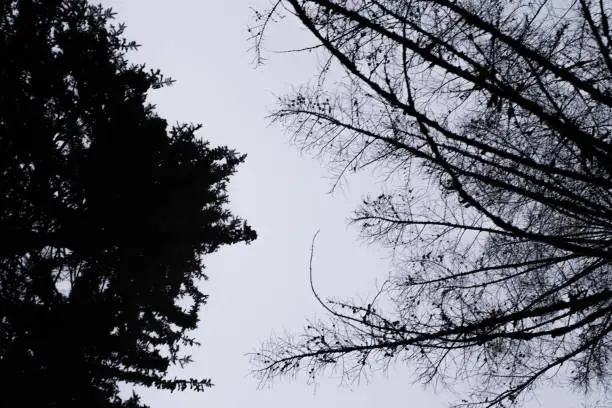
0, 1, 256, 407
250, 0, 611, 406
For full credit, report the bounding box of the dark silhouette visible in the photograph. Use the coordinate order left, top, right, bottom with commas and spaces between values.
0, 1, 255, 407
250, 1, 611, 407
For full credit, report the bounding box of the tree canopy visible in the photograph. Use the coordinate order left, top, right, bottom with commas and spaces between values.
250, 1, 611, 407
0, 1, 255, 406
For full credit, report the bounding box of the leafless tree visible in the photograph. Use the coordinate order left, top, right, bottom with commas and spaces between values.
249, 0, 612, 406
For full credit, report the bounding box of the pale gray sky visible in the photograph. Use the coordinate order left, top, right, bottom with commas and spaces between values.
99, 1, 597, 407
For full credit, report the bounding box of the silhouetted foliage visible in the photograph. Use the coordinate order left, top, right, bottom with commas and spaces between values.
250, 1, 611, 406
0, 1, 256, 407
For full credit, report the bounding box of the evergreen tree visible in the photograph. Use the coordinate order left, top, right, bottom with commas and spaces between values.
0, 1, 255, 406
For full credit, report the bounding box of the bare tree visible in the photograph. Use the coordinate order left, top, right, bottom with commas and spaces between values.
249, 0, 612, 406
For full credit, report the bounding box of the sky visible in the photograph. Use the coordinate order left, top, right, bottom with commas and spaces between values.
98, 1, 599, 407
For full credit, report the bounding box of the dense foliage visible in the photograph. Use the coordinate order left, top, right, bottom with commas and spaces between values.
0, 1, 255, 406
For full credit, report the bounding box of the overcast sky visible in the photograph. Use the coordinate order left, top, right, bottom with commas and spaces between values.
98, 1, 598, 407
